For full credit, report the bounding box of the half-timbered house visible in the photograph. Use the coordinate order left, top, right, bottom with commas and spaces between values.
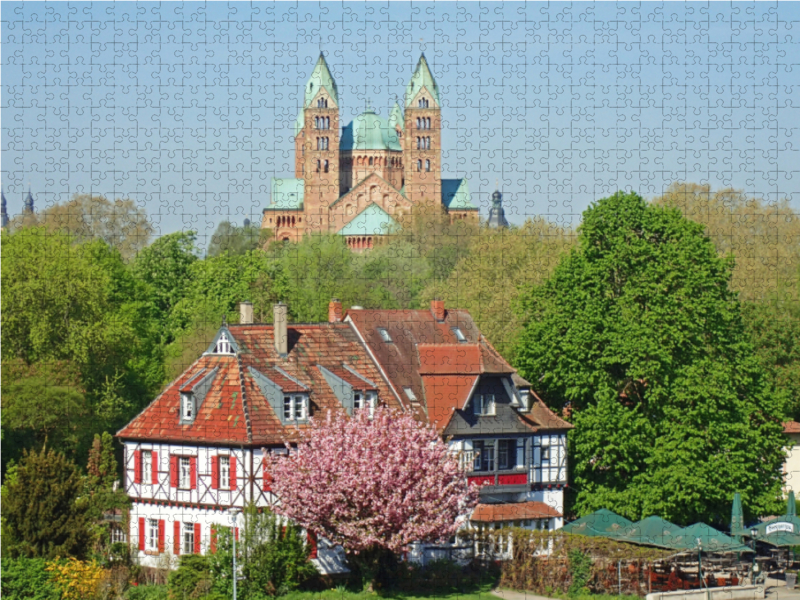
117, 299, 571, 570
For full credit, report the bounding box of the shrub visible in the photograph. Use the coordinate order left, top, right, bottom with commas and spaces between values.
567, 549, 592, 596
46, 557, 105, 600
0, 558, 61, 600
168, 554, 213, 600
125, 584, 169, 600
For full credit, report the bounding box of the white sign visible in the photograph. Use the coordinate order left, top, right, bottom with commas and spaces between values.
765, 522, 795, 534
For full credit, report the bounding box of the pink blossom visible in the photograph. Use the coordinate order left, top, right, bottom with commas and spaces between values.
268, 406, 478, 554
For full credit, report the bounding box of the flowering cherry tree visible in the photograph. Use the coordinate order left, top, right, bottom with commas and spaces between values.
269, 406, 478, 558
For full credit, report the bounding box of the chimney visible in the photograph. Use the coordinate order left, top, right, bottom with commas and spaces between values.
239, 301, 254, 325
273, 303, 288, 356
328, 298, 343, 323
431, 298, 446, 322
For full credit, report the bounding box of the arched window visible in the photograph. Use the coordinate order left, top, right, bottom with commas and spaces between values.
416, 137, 420, 150
214, 332, 232, 354
316, 160, 321, 172
425, 159, 431, 172
426, 137, 431, 149
291, 216, 296, 226
417, 159, 422, 172
324, 160, 329, 173
369, 157, 373, 166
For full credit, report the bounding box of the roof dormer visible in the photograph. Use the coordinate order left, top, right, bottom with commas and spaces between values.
179, 367, 219, 425
248, 366, 311, 425
318, 364, 378, 416
206, 327, 239, 356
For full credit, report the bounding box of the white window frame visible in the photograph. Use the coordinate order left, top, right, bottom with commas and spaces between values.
283, 394, 308, 422
377, 328, 392, 342
181, 393, 194, 420
474, 394, 496, 416
452, 327, 467, 343
178, 456, 191, 490
473, 440, 495, 472
541, 446, 551, 462
219, 455, 231, 489
354, 391, 377, 419
214, 332, 232, 354
183, 522, 195, 554
403, 387, 417, 402
142, 450, 153, 483
110, 523, 127, 544
147, 518, 159, 552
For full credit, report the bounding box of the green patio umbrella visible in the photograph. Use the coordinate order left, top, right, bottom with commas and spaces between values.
788, 491, 796, 518
619, 516, 684, 549
561, 509, 634, 538
673, 523, 750, 553
746, 515, 800, 547
731, 492, 744, 535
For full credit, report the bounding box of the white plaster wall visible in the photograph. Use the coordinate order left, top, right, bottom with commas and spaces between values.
785, 433, 800, 493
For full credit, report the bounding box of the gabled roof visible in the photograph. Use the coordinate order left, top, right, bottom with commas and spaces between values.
267, 178, 304, 211
340, 110, 402, 151
405, 54, 440, 108
118, 323, 401, 446
304, 53, 339, 109
471, 501, 562, 523
338, 203, 399, 237
442, 179, 477, 210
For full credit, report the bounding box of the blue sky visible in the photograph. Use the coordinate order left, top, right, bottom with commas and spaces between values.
2, 1, 798, 245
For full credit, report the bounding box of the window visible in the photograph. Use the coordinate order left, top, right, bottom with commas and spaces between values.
452, 327, 467, 343
317, 98, 327, 108
220, 456, 231, 489
473, 440, 494, 471
474, 394, 495, 416
498, 439, 517, 470
183, 522, 195, 554
425, 159, 431, 172
417, 159, 422, 172
324, 160, 329, 173
179, 457, 191, 489
316, 160, 321, 172
377, 327, 392, 342
354, 391, 377, 418
418, 98, 429, 108
214, 332, 232, 354
403, 387, 417, 402
283, 395, 308, 421
147, 519, 159, 552
142, 450, 153, 482
541, 446, 551, 462
181, 394, 193, 420
110, 523, 127, 544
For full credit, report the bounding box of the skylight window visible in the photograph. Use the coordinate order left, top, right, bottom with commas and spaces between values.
452, 327, 467, 343
377, 328, 392, 343
403, 387, 417, 402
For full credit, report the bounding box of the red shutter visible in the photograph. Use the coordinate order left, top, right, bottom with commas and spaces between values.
134, 450, 142, 484
170, 456, 178, 487
194, 523, 201, 554
307, 530, 318, 559
230, 456, 237, 491
174, 521, 181, 556
211, 455, 219, 490
190, 456, 197, 490
138, 517, 145, 551
158, 520, 165, 553
210, 526, 217, 554
151, 451, 158, 485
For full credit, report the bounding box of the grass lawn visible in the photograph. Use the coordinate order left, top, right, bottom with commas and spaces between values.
282, 582, 499, 600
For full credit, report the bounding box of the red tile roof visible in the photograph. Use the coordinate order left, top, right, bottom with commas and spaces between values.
418, 344, 482, 375
470, 501, 563, 522
785, 421, 800, 434
422, 374, 478, 432
118, 323, 401, 446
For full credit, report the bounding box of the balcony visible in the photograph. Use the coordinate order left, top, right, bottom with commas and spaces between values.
467, 470, 529, 494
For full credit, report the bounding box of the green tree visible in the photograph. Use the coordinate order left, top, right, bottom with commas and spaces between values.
17, 193, 155, 260
84, 432, 130, 557
3, 447, 90, 559
422, 218, 574, 360
0, 558, 61, 600
515, 191, 786, 525
168, 554, 216, 600
207, 220, 269, 258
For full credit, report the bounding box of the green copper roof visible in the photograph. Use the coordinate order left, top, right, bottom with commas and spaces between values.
304, 54, 339, 109
267, 178, 304, 210
338, 203, 399, 236
341, 110, 402, 151
389, 102, 404, 132
405, 54, 440, 108
442, 179, 477, 210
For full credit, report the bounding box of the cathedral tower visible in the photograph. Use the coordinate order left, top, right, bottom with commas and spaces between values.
403, 54, 442, 207
300, 54, 340, 232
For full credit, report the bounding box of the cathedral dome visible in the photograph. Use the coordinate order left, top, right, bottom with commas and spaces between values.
341, 109, 402, 151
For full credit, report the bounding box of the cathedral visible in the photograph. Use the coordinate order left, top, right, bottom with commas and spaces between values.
260, 53, 480, 248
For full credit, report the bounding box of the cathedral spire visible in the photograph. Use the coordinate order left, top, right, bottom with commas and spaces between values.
304, 53, 339, 109
24, 185, 34, 214
405, 53, 440, 108
1, 189, 8, 228
487, 187, 509, 229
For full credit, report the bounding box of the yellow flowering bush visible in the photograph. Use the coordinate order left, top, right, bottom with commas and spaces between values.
46, 557, 105, 600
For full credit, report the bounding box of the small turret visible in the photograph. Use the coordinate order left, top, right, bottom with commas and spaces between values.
487, 188, 509, 229
1, 189, 8, 228
24, 187, 34, 214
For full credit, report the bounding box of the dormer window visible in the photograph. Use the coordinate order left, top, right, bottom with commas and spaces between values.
181, 393, 194, 420
452, 327, 467, 343
403, 387, 417, 403
214, 332, 233, 354
283, 394, 308, 422
377, 328, 392, 343
474, 394, 496, 416
519, 389, 530, 411
354, 391, 377, 418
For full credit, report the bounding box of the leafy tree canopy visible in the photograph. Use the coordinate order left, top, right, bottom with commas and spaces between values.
515, 191, 787, 525
207, 220, 270, 258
